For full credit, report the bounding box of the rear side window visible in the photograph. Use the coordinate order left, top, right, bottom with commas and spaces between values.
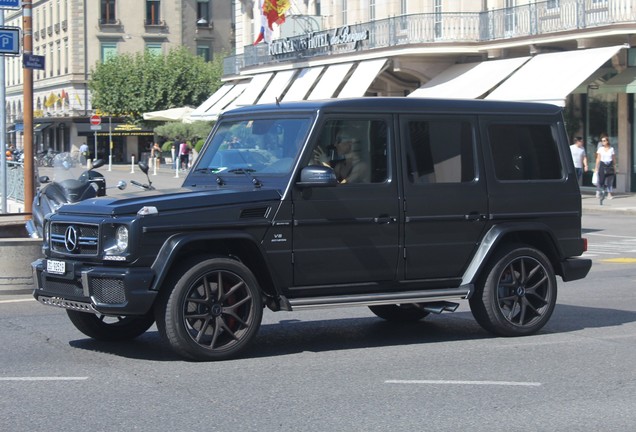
405, 119, 475, 184
489, 123, 562, 181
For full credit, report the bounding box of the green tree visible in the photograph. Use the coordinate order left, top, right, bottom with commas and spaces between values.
89, 47, 224, 122
154, 121, 214, 147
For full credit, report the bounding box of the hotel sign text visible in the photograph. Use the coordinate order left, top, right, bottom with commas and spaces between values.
269, 26, 369, 57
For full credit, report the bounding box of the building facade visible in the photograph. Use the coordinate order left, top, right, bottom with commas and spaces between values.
195, 0, 636, 192
4, 0, 233, 162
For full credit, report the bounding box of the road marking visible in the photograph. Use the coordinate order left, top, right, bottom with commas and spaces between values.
601, 257, 636, 263
0, 377, 88, 381
385, 379, 541, 387
0, 298, 36, 304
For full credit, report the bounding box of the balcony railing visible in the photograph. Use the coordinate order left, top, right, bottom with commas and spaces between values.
224, 0, 635, 75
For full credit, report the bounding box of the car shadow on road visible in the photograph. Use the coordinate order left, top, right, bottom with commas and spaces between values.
67, 303, 636, 361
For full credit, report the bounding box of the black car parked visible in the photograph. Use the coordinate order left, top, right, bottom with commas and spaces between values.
32, 98, 591, 360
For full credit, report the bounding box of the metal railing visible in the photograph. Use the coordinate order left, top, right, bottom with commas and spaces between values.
5, 162, 25, 203
224, 0, 635, 75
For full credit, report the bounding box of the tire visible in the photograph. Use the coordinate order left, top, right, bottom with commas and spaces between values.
369, 304, 430, 322
66, 310, 155, 341
155, 258, 263, 361
469, 244, 557, 337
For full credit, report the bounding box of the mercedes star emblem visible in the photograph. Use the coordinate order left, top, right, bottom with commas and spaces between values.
64, 226, 78, 252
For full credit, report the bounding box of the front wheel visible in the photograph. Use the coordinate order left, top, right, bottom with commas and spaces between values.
469, 245, 557, 337
66, 310, 155, 341
155, 258, 263, 361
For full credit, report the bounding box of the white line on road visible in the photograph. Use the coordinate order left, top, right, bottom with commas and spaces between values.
0, 377, 88, 381
385, 379, 541, 387
0, 298, 35, 304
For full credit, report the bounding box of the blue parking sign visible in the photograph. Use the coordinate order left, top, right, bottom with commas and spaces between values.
0, 0, 21, 9
0, 27, 19, 55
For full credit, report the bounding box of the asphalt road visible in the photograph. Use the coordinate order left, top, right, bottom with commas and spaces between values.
1, 213, 635, 431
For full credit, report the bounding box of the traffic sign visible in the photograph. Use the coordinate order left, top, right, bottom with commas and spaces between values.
23, 53, 45, 69
0, 0, 21, 9
90, 115, 102, 126
0, 27, 19, 55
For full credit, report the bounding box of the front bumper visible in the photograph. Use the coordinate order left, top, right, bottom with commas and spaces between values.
32, 258, 157, 315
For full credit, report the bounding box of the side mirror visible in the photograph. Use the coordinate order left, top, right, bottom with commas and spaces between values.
138, 161, 149, 174
38, 175, 50, 184
117, 180, 127, 190
296, 165, 338, 188
92, 159, 105, 169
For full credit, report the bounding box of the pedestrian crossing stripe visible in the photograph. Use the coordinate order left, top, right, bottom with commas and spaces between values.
600, 257, 636, 263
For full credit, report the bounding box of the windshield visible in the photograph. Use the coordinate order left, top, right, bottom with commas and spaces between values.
192, 117, 313, 177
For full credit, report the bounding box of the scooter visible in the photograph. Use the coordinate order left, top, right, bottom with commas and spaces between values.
26, 159, 126, 238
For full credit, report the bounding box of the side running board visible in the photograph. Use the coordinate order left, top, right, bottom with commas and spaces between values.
282, 286, 472, 311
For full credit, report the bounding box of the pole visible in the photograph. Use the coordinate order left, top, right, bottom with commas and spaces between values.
1, 12, 6, 213
108, 115, 112, 171
23, 0, 34, 217
93, 130, 97, 161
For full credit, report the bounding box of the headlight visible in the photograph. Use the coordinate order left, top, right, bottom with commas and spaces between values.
103, 225, 129, 258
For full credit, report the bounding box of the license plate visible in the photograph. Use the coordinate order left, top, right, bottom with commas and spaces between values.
46, 259, 66, 275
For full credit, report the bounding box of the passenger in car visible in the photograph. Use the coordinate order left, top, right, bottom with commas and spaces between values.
313, 134, 370, 183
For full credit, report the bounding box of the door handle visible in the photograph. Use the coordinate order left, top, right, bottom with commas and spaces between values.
374, 216, 396, 224
465, 212, 486, 221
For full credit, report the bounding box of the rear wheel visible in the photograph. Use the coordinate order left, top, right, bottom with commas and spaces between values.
369, 304, 430, 322
155, 258, 263, 361
66, 310, 155, 341
469, 245, 557, 336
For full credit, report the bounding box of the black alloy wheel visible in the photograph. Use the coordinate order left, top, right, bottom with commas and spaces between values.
156, 258, 263, 361
470, 245, 557, 336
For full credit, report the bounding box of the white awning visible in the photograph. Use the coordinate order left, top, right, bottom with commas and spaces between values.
226, 73, 274, 110
258, 69, 297, 104
408, 57, 530, 99
337, 59, 387, 98
190, 82, 248, 121
282, 67, 324, 102
597, 68, 636, 94
307, 63, 354, 100
190, 83, 234, 117
486, 45, 625, 106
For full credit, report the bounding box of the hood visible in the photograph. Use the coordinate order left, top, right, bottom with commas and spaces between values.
57, 186, 283, 217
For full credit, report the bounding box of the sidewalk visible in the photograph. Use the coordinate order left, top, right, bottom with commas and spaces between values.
580, 190, 636, 214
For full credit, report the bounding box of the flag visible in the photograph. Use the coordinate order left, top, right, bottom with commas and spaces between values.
254, 0, 290, 44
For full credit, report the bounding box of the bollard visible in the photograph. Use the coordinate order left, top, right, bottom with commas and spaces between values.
131, 156, 135, 173
108, 155, 112, 171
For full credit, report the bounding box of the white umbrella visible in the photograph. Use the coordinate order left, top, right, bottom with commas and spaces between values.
142, 106, 195, 122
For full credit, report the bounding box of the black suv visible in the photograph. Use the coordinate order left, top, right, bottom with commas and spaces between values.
32, 98, 591, 360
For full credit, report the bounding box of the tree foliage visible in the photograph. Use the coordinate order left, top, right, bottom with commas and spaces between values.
153, 121, 214, 146
89, 47, 224, 122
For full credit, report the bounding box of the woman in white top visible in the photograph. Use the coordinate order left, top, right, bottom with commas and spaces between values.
595, 135, 617, 202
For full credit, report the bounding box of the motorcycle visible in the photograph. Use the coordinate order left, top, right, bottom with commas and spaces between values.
26, 159, 127, 238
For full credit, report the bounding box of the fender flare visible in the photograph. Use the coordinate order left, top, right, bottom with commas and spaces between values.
461, 222, 562, 287
149, 230, 274, 293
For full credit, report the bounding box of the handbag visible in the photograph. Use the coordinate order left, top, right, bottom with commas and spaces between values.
592, 171, 598, 186
603, 162, 615, 176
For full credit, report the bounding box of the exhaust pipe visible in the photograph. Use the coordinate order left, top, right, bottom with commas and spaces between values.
419, 301, 460, 314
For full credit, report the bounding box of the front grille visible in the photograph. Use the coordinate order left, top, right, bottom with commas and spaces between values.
91, 278, 126, 304
50, 223, 99, 256
41, 277, 84, 298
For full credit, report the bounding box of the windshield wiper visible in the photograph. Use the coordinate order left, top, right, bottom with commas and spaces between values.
227, 168, 263, 188
193, 167, 225, 186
